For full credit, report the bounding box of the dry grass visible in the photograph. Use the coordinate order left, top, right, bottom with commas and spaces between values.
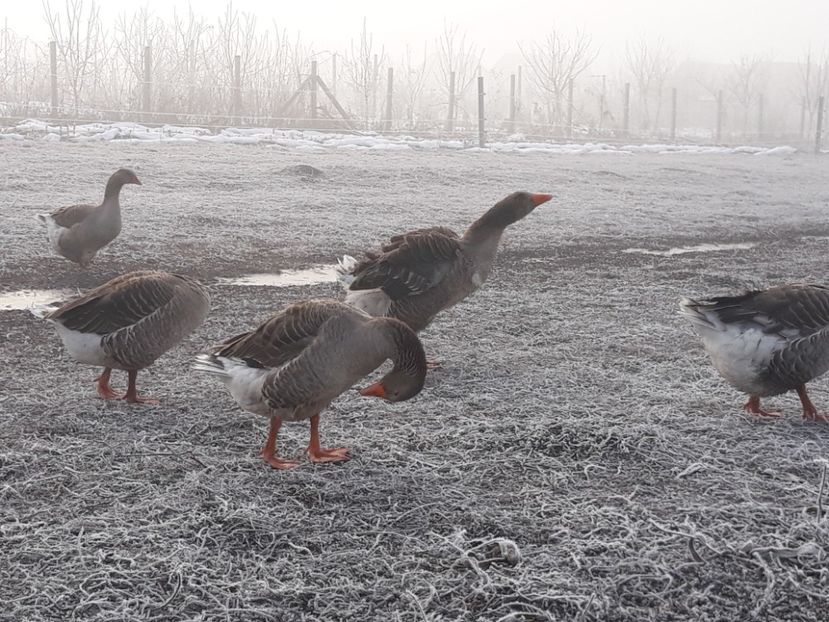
1, 142, 829, 621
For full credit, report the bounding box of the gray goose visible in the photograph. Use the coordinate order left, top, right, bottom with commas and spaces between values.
37, 168, 141, 267
41, 271, 210, 403
680, 284, 829, 422
337, 192, 552, 335
193, 300, 427, 469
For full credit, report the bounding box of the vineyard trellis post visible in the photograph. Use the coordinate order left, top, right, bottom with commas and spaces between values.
670, 87, 677, 142
310, 60, 318, 122
716, 89, 723, 142
143, 45, 152, 121
477, 76, 485, 147
757, 93, 764, 140
49, 41, 58, 115
446, 70, 456, 132
233, 55, 241, 124
816, 95, 825, 155
384, 67, 393, 132
508, 74, 516, 133
622, 82, 630, 135
566, 79, 574, 138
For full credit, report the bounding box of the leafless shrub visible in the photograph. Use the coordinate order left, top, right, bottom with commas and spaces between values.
519, 28, 597, 129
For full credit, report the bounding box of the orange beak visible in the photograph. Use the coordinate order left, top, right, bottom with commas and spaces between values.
530, 193, 552, 206
359, 382, 386, 398
132, 176, 142, 185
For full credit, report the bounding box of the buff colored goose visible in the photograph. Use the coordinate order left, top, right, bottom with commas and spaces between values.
41, 271, 210, 403
337, 191, 552, 334
193, 300, 427, 469
680, 284, 829, 422
37, 168, 141, 267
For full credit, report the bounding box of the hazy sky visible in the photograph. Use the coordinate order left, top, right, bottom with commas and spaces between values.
5, 0, 828, 66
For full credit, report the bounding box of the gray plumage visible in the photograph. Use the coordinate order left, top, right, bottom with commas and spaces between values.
338, 192, 552, 332
45, 270, 210, 372
680, 284, 829, 421
37, 168, 141, 267
193, 300, 427, 422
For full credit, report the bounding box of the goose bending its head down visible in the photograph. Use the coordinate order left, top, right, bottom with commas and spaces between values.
680, 284, 829, 422
336, 191, 553, 334
40, 270, 210, 403
193, 300, 427, 469
37, 168, 141, 267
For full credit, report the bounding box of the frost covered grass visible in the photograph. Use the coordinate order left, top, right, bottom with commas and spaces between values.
1, 141, 829, 620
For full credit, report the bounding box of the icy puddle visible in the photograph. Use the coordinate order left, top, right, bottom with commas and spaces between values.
0, 288, 72, 311
622, 242, 757, 257
217, 265, 340, 287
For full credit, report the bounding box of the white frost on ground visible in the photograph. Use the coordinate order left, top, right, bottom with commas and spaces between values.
1, 118, 801, 156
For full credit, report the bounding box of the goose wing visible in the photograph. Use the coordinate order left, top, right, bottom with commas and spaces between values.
348, 228, 463, 300
49, 203, 97, 228
214, 300, 362, 368
46, 271, 184, 335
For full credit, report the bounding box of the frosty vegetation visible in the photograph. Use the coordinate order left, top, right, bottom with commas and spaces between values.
0, 1, 826, 143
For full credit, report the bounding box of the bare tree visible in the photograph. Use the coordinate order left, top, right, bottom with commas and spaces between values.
399, 44, 428, 129
796, 47, 829, 133
625, 36, 674, 132
169, 6, 213, 113
42, 0, 105, 116
729, 55, 766, 135
345, 18, 386, 128
519, 28, 597, 129
435, 22, 482, 120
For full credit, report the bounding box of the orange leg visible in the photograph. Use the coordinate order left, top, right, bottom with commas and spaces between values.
743, 395, 782, 418
121, 370, 159, 405
306, 414, 350, 464
95, 368, 120, 400
796, 385, 829, 423
426, 360, 442, 370
261, 416, 300, 470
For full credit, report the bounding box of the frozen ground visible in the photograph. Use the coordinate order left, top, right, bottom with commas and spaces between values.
1, 140, 829, 621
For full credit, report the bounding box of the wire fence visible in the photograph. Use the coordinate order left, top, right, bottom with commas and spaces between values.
1, 42, 826, 150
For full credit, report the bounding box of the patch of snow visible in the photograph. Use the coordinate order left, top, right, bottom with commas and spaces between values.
622, 242, 757, 257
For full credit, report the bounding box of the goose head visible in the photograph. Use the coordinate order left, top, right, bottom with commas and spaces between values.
474, 191, 553, 230
359, 319, 427, 402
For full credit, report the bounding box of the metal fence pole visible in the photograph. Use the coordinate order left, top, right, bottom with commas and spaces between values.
49, 41, 58, 115
143, 45, 152, 121
816, 95, 825, 155
310, 60, 318, 123
716, 89, 723, 142
477, 76, 485, 148
233, 55, 241, 123
622, 82, 630, 136
508, 74, 516, 133
384, 67, 393, 132
446, 71, 456, 132
670, 88, 677, 143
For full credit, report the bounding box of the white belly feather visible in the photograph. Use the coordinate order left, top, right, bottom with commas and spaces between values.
53, 323, 106, 366
696, 321, 786, 394
39, 214, 67, 255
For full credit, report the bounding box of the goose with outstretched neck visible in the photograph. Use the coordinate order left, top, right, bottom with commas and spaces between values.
193, 300, 427, 470
337, 191, 552, 341
37, 168, 141, 267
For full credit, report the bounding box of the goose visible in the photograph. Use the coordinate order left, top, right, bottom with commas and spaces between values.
336, 192, 552, 336
39, 271, 210, 403
193, 300, 427, 469
37, 168, 141, 267
680, 284, 829, 422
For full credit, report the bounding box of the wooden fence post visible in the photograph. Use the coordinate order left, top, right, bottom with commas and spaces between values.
509, 74, 516, 133
716, 89, 723, 142
622, 82, 630, 136
310, 60, 318, 123
816, 95, 825, 155
670, 87, 677, 143
477, 76, 485, 148
143, 45, 152, 121
517, 65, 522, 117
332, 53, 338, 97
446, 71, 456, 132
233, 54, 241, 124
384, 67, 393, 132
566, 79, 574, 138
757, 93, 764, 141
49, 41, 58, 115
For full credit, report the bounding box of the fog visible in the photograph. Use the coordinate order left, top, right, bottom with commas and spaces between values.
1, 0, 828, 143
